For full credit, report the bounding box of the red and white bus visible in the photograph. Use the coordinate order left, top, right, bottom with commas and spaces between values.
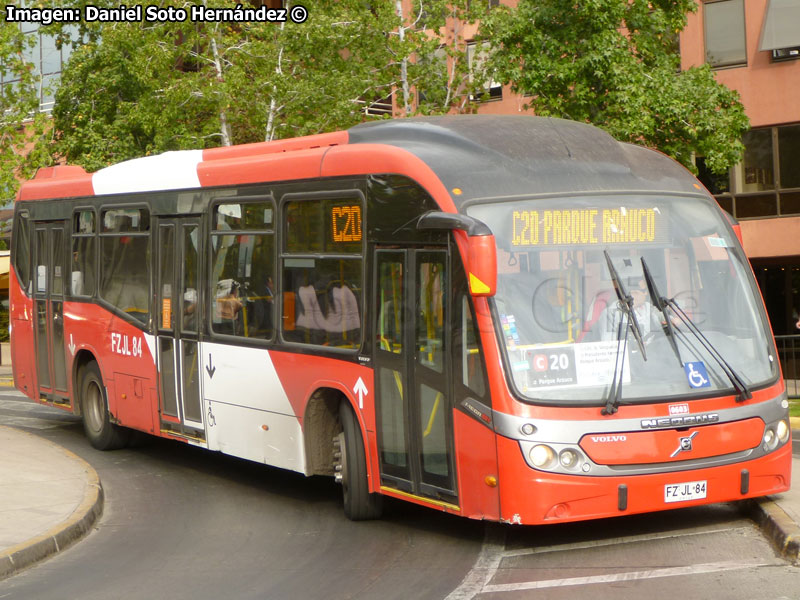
11, 116, 791, 523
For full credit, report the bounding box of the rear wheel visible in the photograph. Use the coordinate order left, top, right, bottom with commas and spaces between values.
335, 402, 383, 521
81, 362, 130, 450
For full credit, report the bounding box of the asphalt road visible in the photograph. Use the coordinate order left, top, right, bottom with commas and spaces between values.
0, 390, 798, 600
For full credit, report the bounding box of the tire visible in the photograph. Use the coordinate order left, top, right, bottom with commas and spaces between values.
80, 362, 130, 450
336, 402, 383, 521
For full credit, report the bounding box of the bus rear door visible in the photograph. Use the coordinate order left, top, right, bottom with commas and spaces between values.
374, 247, 458, 508
155, 217, 205, 440
33, 220, 69, 402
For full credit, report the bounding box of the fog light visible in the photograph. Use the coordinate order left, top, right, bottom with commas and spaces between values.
530, 445, 555, 468
520, 423, 537, 436
559, 449, 579, 469
777, 420, 790, 443
781, 398, 789, 410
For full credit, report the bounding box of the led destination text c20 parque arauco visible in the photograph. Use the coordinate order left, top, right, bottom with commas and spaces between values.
3, 3, 309, 25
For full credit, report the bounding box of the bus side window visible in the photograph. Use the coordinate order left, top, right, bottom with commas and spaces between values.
461, 295, 486, 399
12, 211, 31, 295
210, 201, 275, 340
98, 208, 150, 324
72, 210, 96, 297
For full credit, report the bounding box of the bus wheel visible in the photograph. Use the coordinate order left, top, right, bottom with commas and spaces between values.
335, 402, 383, 521
80, 362, 130, 450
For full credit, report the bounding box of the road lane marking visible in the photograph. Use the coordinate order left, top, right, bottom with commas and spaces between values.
443, 525, 507, 600
482, 560, 770, 593
503, 525, 753, 557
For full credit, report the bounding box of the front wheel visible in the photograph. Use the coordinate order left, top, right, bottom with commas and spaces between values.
80, 362, 130, 450
335, 402, 383, 521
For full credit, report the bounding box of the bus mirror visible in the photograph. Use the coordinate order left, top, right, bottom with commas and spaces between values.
468, 235, 497, 297
416, 211, 496, 296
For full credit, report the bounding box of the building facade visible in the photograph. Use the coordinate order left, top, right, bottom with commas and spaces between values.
681, 0, 800, 336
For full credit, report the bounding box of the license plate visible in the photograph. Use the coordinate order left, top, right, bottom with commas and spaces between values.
664, 480, 707, 503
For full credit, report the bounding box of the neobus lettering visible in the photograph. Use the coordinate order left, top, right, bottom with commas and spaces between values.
110, 332, 143, 358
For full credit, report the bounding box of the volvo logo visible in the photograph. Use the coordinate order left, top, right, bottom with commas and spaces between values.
641, 413, 719, 429
670, 431, 699, 458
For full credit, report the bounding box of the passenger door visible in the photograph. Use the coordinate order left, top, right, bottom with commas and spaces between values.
374, 246, 458, 506
155, 217, 205, 439
33, 221, 69, 401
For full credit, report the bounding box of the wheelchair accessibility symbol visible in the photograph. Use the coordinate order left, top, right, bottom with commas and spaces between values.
683, 362, 711, 389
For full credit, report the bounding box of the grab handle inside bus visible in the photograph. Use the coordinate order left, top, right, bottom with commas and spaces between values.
417, 211, 497, 297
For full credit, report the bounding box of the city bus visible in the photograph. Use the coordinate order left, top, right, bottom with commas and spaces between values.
10, 115, 791, 523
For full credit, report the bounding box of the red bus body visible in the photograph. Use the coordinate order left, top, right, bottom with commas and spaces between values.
11, 116, 790, 524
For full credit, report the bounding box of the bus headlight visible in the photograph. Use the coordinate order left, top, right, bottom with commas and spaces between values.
530, 445, 556, 469
776, 420, 790, 444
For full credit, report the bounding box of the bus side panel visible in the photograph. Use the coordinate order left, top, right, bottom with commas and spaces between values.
10, 269, 36, 400
269, 350, 377, 483
64, 303, 158, 430
452, 409, 500, 520
201, 343, 307, 473
269, 350, 376, 431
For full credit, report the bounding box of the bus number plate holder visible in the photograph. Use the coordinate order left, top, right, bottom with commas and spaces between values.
664, 480, 707, 503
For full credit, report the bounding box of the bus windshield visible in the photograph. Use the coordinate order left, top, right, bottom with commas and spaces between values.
467, 194, 778, 404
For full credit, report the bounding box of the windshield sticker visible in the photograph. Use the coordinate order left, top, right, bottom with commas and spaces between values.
518, 341, 630, 389
510, 206, 670, 248
501, 314, 521, 348
684, 362, 711, 388
707, 236, 729, 248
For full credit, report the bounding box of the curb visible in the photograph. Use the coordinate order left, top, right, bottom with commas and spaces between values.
746, 497, 800, 564
0, 435, 104, 581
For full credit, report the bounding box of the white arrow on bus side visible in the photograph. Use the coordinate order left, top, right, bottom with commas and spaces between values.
68, 334, 76, 356
354, 377, 368, 410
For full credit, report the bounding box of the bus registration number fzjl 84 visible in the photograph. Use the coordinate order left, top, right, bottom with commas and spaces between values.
665, 480, 707, 503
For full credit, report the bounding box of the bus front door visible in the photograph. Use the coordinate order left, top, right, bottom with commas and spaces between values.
33, 221, 69, 402
374, 248, 458, 508
155, 217, 205, 440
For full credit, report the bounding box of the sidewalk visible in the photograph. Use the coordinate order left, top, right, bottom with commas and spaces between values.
0, 425, 103, 580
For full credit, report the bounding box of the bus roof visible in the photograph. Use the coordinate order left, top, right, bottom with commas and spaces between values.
348, 116, 704, 206
18, 115, 705, 208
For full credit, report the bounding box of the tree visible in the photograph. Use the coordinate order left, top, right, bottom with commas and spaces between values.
481, 0, 749, 173
44, 0, 489, 170
0, 20, 51, 200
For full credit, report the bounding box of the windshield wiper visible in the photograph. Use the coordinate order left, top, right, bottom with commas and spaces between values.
603, 251, 646, 359
602, 309, 630, 416
663, 298, 752, 402
601, 251, 647, 416
640, 257, 682, 368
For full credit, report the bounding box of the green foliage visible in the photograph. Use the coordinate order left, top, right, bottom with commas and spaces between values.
44, 0, 487, 170
481, 0, 749, 173
0, 21, 50, 200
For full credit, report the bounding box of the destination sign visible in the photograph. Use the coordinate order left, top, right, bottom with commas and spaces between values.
331, 204, 362, 243
511, 207, 667, 247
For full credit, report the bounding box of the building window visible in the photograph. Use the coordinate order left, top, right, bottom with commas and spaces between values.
704, 0, 747, 68
708, 123, 800, 219
741, 129, 775, 192
467, 42, 502, 101
0, 24, 75, 113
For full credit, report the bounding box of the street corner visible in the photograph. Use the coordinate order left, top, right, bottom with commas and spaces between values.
0, 427, 104, 580
746, 497, 800, 564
